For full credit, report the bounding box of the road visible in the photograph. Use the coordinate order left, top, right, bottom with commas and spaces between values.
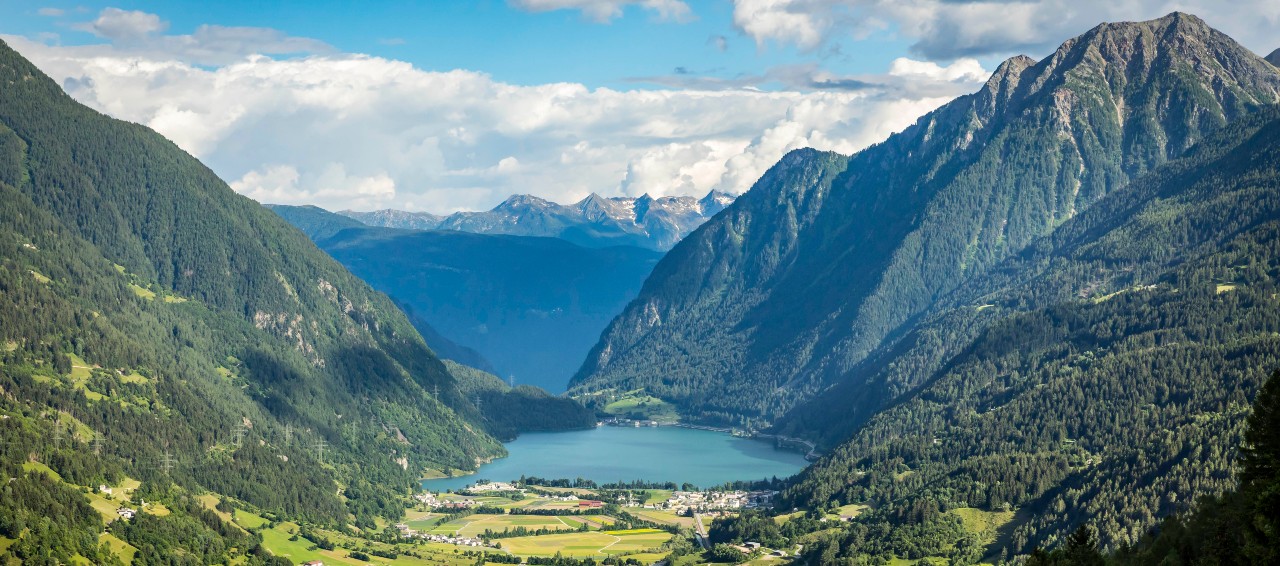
693, 512, 711, 550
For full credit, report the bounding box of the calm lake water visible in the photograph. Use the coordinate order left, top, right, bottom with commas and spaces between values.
421, 426, 808, 492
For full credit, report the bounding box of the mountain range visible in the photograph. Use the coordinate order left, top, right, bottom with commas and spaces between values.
572, 12, 1280, 428
341, 190, 735, 251
269, 204, 663, 392
571, 12, 1280, 558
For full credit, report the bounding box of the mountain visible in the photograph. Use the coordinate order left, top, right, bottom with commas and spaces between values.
0, 38, 504, 560
340, 190, 735, 251
570, 13, 1280, 431
270, 204, 663, 392
266, 204, 498, 373
339, 207, 443, 231
445, 361, 597, 441
783, 101, 1280, 561
1267, 47, 1280, 67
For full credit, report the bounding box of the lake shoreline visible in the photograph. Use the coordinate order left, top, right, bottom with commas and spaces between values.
421, 425, 808, 492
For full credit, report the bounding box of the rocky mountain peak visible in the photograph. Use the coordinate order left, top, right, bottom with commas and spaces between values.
1267, 48, 1280, 67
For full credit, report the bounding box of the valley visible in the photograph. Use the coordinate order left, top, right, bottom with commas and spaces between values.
1, 6, 1279, 566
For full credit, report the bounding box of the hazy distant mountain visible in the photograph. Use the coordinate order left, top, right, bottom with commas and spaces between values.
1268, 47, 1280, 67
271, 204, 662, 392
340, 190, 735, 250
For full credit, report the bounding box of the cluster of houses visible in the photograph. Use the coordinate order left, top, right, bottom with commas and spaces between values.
602, 418, 660, 427
99, 484, 143, 521
726, 542, 788, 558
465, 481, 519, 492
414, 491, 479, 510
640, 490, 777, 514
393, 523, 490, 547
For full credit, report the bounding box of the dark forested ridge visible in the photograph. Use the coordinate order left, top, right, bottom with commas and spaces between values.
445, 361, 597, 441
270, 204, 662, 393
0, 37, 505, 561
571, 13, 1280, 432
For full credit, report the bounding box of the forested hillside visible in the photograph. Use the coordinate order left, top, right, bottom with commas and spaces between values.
571, 13, 1280, 432
272, 204, 662, 392
0, 38, 503, 561
774, 103, 1280, 561
267, 204, 499, 373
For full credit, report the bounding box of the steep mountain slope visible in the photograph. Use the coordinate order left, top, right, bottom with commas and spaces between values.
783, 103, 1280, 560
1267, 48, 1280, 67
445, 361, 597, 441
272, 205, 663, 392
267, 204, 498, 372
571, 13, 1280, 429
0, 36, 501, 550
341, 190, 734, 251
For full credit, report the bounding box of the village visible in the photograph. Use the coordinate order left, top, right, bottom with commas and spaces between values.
628, 489, 777, 515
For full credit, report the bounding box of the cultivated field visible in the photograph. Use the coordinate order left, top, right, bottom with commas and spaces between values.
497, 529, 672, 558
428, 513, 583, 537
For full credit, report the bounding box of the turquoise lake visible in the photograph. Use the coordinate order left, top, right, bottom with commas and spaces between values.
421, 426, 808, 492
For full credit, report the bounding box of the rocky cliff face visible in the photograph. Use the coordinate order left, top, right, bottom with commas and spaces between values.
570, 13, 1280, 428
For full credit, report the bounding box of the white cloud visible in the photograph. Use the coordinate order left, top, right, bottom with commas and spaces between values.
37, 7, 66, 17
77, 7, 168, 41
62, 8, 331, 65
1, 11, 987, 213
730, 1, 1280, 60
509, 0, 694, 23
733, 0, 833, 50
232, 164, 397, 209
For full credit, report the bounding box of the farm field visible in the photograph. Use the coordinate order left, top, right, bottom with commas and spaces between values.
255, 520, 503, 566
602, 392, 679, 422
497, 529, 672, 558
428, 513, 582, 537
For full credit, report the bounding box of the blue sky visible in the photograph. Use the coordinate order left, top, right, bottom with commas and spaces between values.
2, 1, 1275, 212
7, 0, 920, 89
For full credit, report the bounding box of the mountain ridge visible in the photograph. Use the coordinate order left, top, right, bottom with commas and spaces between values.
570, 12, 1280, 429
0, 36, 501, 535
784, 102, 1280, 557
339, 190, 735, 250
271, 204, 663, 392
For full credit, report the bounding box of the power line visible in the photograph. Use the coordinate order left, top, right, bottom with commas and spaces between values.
160, 450, 178, 475
312, 439, 328, 463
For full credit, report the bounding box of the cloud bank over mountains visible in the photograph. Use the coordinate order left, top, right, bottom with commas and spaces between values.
728, 0, 1278, 59
13, 2, 1271, 213
7, 7, 983, 212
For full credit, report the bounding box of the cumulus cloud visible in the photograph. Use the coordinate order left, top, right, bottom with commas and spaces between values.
509, 0, 694, 23
730, 0, 1280, 60
1, 7, 989, 213
232, 164, 397, 209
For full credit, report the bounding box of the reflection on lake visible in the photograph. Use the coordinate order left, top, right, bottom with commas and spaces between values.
422, 426, 808, 492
